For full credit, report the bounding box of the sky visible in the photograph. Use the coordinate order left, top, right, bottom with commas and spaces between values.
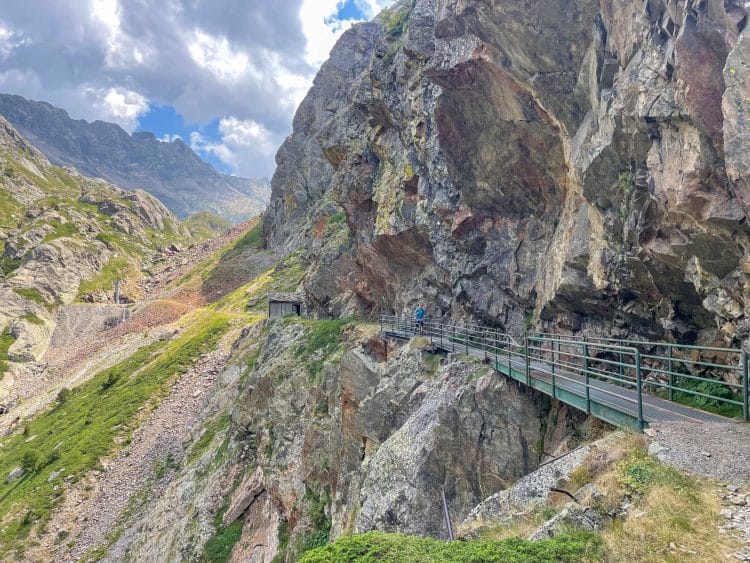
0, 0, 395, 177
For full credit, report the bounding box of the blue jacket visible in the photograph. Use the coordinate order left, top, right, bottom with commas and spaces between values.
415, 307, 426, 321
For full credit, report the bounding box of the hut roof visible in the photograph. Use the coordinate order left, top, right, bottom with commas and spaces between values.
267, 291, 304, 304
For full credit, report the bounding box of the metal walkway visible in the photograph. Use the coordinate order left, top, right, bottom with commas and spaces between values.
381, 316, 748, 430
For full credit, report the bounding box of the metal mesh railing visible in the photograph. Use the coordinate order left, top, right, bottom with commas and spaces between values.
380, 316, 749, 428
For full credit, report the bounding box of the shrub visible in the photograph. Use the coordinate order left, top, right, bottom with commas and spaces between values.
21, 451, 39, 473
202, 520, 244, 563
300, 531, 603, 563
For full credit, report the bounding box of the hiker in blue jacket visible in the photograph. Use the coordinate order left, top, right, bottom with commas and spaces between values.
415, 303, 426, 334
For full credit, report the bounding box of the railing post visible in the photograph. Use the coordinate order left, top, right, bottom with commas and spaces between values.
451, 325, 456, 353
524, 335, 530, 385
552, 338, 557, 398
743, 351, 749, 422
636, 350, 644, 431
440, 323, 444, 349
668, 346, 674, 401
380, 315, 383, 334
440, 485, 454, 542
465, 325, 469, 355
584, 341, 590, 414
483, 330, 488, 361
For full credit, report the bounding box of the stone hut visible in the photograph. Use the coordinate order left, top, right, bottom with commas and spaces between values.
267, 292, 304, 319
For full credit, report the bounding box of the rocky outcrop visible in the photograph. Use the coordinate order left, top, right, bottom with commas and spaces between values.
122, 321, 591, 562
0, 94, 270, 222
265, 0, 750, 347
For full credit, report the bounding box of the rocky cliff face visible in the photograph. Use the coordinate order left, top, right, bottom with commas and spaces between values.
0, 94, 270, 223
265, 0, 750, 347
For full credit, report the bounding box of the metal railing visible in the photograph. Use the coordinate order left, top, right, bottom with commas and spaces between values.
380, 315, 749, 428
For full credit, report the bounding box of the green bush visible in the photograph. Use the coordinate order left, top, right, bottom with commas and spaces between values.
300, 531, 604, 563
328, 211, 346, 225
0, 256, 22, 278
672, 376, 742, 418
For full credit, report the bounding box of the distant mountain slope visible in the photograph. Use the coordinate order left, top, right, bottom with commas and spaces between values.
0, 94, 270, 223
0, 115, 189, 370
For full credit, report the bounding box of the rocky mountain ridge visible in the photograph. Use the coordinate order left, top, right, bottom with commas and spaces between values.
264, 0, 750, 351
0, 94, 270, 223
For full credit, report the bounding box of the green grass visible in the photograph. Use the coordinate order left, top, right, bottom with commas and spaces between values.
300, 531, 603, 563
0, 314, 231, 556
42, 222, 79, 243
184, 211, 231, 241
187, 413, 231, 465
231, 220, 264, 252
212, 252, 306, 315
202, 520, 244, 562
78, 255, 137, 298
0, 329, 16, 380
292, 318, 351, 381
618, 448, 693, 496
12, 287, 49, 308
20, 314, 45, 326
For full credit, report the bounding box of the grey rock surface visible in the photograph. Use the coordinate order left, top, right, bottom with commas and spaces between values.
263, 0, 750, 348
647, 422, 750, 483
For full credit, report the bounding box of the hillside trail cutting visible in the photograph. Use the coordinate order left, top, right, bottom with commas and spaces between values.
1, 219, 262, 433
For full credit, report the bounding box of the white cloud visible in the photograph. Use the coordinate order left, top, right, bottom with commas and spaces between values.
0, 23, 26, 60
299, 0, 361, 68
191, 117, 278, 176
0, 0, 398, 178
220, 117, 276, 155
86, 87, 149, 131
188, 29, 256, 82
158, 133, 182, 143
356, 0, 396, 19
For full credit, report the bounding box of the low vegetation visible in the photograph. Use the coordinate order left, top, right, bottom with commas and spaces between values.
202, 520, 244, 563
600, 442, 731, 561
0, 329, 15, 380
184, 211, 231, 241
292, 317, 351, 381
300, 531, 603, 563
0, 314, 231, 557
77, 255, 138, 299
187, 413, 230, 465
12, 287, 49, 308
